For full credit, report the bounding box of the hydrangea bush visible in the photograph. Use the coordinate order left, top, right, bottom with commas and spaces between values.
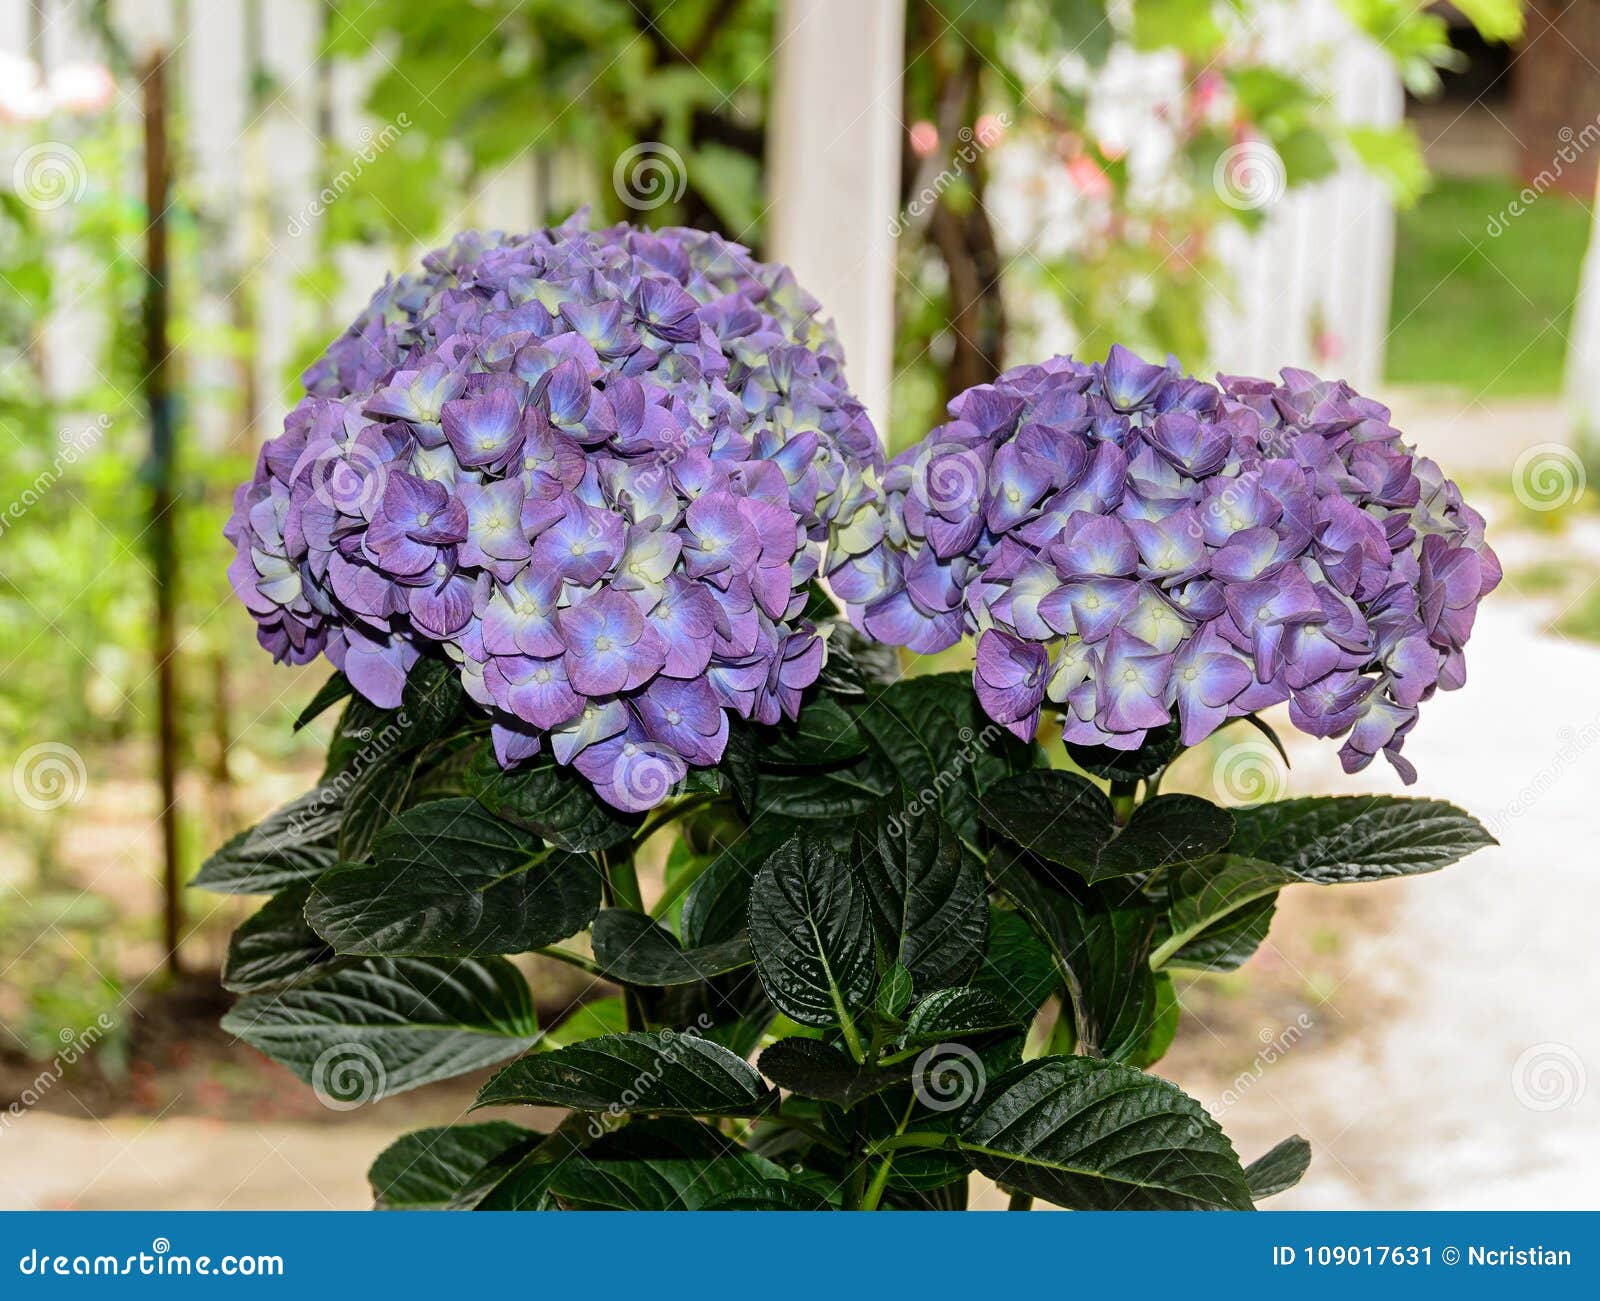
204, 233, 1496, 1212
226, 213, 882, 810
841, 347, 1501, 782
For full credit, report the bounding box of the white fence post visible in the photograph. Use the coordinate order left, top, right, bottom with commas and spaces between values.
768, 0, 905, 442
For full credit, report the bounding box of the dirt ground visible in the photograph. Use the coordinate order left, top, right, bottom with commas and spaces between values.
3, 476, 1597, 1211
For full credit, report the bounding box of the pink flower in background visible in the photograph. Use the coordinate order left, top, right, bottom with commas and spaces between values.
1066, 153, 1113, 201
973, 114, 1006, 149
909, 120, 939, 158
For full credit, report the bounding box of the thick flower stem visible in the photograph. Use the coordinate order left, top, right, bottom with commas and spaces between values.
598, 848, 648, 1031
1109, 778, 1139, 826
1008, 1190, 1034, 1211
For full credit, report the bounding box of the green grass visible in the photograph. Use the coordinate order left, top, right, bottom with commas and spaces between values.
1386, 175, 1592, 397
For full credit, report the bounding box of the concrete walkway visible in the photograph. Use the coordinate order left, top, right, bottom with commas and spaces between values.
1175, 597, 1600, 1209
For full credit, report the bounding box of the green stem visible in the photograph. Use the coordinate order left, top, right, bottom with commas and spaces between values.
836, 1008, 867, 1064
536, 946, 604, 977
597, 847, 648, 1032
632, 794, 715, 846
769, 1111, 848, 1155
603, 847, 646, 915
1008, 1190, 1034, 1211
1109, 778, 1139, 826
858, 1094, 919, 1211
865, 1130, 953, 1156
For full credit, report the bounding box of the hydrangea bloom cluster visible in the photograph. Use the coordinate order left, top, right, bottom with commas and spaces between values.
840, 348, 1500, 780
227, 215, 882, 810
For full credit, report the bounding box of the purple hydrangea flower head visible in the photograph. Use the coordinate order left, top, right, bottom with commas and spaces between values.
226, 213, 882, 811
847, 350, 1499, 780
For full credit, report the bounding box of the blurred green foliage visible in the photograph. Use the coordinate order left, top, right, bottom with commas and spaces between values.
1388, 176, 1590, 397
318, 0, 1517, 449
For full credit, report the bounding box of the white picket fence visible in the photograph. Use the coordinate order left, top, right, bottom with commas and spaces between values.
4, 0, 1404, 449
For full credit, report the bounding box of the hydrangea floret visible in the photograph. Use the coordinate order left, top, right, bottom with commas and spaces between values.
226, 214, 882, 810
841, 347, 1501, 780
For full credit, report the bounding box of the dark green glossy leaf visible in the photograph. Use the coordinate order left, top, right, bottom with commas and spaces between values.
193, 787, 342, 895
222, 886, 336, 993
547, 1152, 792, 1210
958, 1056, 1254, 1209
337, 742, 417, 862
306, 798, 600, 958
1228, 796, 1495, 882
815, 624, 901, 697
992, 850, 1157, 1060
855, 673, 1038, 844
758, 1037, 913, 1107
294, 671, 353, 731
1065, 721, 1182, 781
222, 956, 538, 1101
979, 771, 1232, 884
1166, 888, 1278, 972
701, 1181, 833, 1210
757, 694, 867, 767
476, 1030, 774, 1116
875, 962, 914, 1019
465, 745, 639, 852
977, 768, 1111, 864
368, 1122, 535, 1209
680, 820, 798, 947
399, 655, 467, 746
971, 907, 1058, 1021
856, 808, 987, 992
1125, 971, 1181, 1069
1246, 1134, 1312, 1200
753, 758, 895, 821
748, 833, 876, 1031
900, 987, 1021, 1048
590, 909, 752, 986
